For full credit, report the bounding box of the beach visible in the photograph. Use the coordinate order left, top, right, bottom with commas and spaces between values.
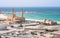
26, 19, 60, 24
26, 19, 43, 22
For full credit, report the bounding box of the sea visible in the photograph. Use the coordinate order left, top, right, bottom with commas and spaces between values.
0, 7, 60, 22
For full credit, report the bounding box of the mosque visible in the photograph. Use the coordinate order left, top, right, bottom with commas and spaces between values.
3, 8, 25, 24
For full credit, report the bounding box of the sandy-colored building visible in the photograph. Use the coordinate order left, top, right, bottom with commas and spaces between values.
4, 8, 25, 24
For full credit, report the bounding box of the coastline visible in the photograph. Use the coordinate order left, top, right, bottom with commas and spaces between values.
26, 19, 43, 22
26, 18, 60, 24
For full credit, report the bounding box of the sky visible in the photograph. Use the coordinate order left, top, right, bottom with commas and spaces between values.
0, 0, 60, 7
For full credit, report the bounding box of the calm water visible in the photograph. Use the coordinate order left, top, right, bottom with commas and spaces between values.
0, 7, 60, 22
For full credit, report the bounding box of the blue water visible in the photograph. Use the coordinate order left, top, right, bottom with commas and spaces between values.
0, 7, 60, 22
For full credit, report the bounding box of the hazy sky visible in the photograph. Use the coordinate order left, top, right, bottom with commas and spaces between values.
0, 0, 60, 7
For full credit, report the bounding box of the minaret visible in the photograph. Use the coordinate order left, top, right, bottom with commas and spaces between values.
21, 8, 24, 17
11, 8, 15, 22
12, 8, 15, 18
